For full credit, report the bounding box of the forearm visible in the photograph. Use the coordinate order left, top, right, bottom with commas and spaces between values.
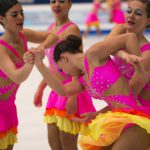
38, 33, 59, 49
125, 33, 141, 56
129, 66, 149, 95
37, 79, 47, 91
91, 106, 110, 119
114, 50, 127, 58
35, 62, 68, 96
97, 105, 110, 114
12, 64, 33, 84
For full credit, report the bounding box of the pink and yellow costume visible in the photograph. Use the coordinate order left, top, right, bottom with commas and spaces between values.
85, 1, 101, 27
108, 0, 125, 24
44, 22, 96, 134
0, 33, 27, 149
113, 44, 150, 106
78, 56, 150, 150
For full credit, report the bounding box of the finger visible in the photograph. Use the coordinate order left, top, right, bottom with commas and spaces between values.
72, 117, 87, 123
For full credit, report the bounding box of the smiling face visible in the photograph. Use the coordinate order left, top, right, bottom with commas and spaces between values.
125, 0, 150, 33
50, 0, 72, 19
0, 3, 24, 32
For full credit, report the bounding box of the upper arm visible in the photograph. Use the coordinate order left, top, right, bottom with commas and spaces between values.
22, 28, 49, 43
0, 46, 17, 79
64, 25, 83, 50
105, 24, 126, 40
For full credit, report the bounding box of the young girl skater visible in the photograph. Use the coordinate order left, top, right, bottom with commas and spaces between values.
107, 0, 125, 24
33, 0, 96, 150
25, 33, 150, 150
106, 0, 150, 106
84, 0, 102, 37
0, 0, 58, 149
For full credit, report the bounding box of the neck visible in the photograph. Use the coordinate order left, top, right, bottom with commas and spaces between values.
70, 53, 85, 72
127, 29, 145, 46
55, 16, 70, 26
3, 30, 21, 44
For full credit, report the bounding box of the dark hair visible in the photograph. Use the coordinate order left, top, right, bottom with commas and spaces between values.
0, 0, 19, 16
54, 35, 82, 63
131, 0, 150, 28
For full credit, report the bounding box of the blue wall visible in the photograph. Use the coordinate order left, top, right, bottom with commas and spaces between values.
35, 0, 92, 3
20, 0, 92, 4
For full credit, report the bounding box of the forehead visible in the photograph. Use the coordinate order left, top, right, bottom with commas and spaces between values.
128, 0, 146, 10
7, 3, 22, 12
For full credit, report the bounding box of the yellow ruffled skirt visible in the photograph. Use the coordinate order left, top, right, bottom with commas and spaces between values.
44, 108, 87, 135
0, 128, 17, 149
79, 109, 150, 150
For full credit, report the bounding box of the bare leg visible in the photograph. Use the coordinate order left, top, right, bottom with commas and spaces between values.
96, 26, 102, 36
83, 26, 90, 37
112, 125, 150, 150
47, 123, 63, 150
0, 145, 14, 150
6, 145, 14, 150
60, 130, 78, 150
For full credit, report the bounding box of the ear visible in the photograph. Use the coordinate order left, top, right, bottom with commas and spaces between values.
146, 18, 150, 28
0, 15, 4, 25
60, 54, 68, 63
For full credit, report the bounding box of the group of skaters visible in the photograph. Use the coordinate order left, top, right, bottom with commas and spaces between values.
84, 0, 125, 36
0, 0, 150, 150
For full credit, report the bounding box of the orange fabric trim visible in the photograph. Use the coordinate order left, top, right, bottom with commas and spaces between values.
0, 128, 17, 139
112, 109, 150, 119
44, 108, 82, 119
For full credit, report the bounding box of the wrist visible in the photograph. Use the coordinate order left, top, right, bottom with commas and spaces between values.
35, 61, 44, 68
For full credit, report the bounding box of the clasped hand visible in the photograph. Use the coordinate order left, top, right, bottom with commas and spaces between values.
23, 47, 45, 65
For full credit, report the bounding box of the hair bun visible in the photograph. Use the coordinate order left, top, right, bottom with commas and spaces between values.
66, 35, 82, 49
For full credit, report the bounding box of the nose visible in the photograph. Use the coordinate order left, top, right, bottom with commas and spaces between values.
129, 11, 135, 18
17, 13, 24, 20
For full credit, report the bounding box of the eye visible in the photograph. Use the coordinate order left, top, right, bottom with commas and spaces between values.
59, 0, 65, 3
11, 12, 18, 17
51, 0, 56, 3
126, 8, 132, 14
10, 10, 24, 18
20, 10, 24, 16
135, 9, 142, 16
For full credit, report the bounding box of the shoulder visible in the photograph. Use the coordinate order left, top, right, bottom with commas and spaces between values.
105, 24, 126, 40
64, 23, 81, 38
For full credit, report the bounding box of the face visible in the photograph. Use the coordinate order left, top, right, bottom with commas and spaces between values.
57, 54, 81, 77
125, 0, 149, 33
50, 0, 71, 18
0, 3, 24, 32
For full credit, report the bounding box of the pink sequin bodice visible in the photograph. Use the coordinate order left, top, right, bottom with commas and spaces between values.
113, 44, 150, 90
0, 32, 27, 101
45, 22, 74, 79
79, 56, 138, 109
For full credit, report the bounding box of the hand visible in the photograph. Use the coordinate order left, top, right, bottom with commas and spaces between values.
129, 69, 149, 95
23, 51, 34, 64
66, 96, 78, 116
121, 53, 143, 65
72, 112, 98, 123
30, 47, 45, 65
33, 89, 43, 108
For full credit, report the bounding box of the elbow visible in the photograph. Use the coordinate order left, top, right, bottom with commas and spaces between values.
55, 89, 68, 97
12, 77, 26, 84
47, 85, 69, 96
